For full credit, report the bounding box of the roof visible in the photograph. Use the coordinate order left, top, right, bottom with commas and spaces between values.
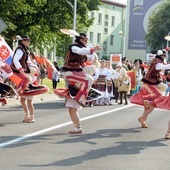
101, 0, 127, 8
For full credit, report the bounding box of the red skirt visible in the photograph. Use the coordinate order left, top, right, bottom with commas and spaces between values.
130, 84, 170, 110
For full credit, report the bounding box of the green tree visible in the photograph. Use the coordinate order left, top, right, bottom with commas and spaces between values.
145, 0, 170, 50
0, 0, 101, 54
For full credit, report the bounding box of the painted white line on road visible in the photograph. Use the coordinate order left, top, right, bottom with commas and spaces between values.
0, 104, 134, 148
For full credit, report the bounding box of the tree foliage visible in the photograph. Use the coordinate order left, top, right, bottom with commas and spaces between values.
0, 0, 101, 56
145, 0, 170, 50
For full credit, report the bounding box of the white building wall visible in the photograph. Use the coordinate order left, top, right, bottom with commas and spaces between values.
86, 2, 125, 59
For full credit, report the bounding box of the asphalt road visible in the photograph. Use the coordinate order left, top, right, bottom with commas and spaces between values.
0, 98, 170, 170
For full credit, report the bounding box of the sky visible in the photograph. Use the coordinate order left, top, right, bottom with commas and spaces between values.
110, 0, 127, 5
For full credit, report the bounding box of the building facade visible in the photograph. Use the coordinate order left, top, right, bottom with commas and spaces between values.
87, 0, 164, 63
125, 0, 163, 62
86, 0, 126, 60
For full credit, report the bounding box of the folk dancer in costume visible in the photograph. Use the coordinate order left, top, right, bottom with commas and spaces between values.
84, 53, 101, 107
10, 35, 32, 93
130, 49, 170, 139
55, 32, 102, 134
10, 35, 48, 96
105, 60, 119, 104
164, 69, 170, 95
118, 67, 131, 105
61, 33, 102, 107
95, 60, 113, 105
131, 59, 143, 95
20, 51, 41, 123
0, 58, 17, 104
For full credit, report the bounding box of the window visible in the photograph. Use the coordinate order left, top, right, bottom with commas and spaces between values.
111, 16, 115, 27
98, 13, 102, 24
97, 33, 101, 43
91, 12, 94, 19
103, 41, 107, 54
105, 15, 109, 27
89, 32, 93, 42
96, 53, 100, 59
104, 28, 108, 34
110, 35, 114, 45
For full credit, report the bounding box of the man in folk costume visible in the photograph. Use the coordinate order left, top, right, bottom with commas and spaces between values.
130, 48, 170, 139
10, 35, 32, 93
61, 33, 102, 106
10, 35, 48, 96
95, 60, 113, 105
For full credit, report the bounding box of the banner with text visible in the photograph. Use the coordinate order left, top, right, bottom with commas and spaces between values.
128, 0, 161, 50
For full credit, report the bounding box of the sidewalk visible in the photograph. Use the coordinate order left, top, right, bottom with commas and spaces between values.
4, 93, 62, 107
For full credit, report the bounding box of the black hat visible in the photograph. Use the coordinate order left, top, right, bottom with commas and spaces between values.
155, 55, 164, 62
21, 35, 31, 41
76, 33, 88, 40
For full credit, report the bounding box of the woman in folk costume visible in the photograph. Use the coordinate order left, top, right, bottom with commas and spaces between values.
27, 51, 40, 85
130, 49, 170, 139
84, 53, 101, 107
131, 59, 143, 95
20, 51, 41, 123
95, 60, 113, 105
118, 67, 131, 105
105, 60, 119, 104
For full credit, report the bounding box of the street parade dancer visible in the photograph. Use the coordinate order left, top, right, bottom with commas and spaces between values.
0, 58, 17, 104
54, 30, 102, 134
10, 35, 48, 96
130, 48, 170, 139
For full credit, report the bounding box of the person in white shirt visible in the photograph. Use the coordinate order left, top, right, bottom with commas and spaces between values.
10, 35, 32, 93
130, 49, 170, 139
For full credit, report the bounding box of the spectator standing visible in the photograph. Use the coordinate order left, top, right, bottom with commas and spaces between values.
131, 59, 143, 95
39, 64, 46, 85
118, 67, 131, 105
52, 62, 60, 89
114, 63, 122, 103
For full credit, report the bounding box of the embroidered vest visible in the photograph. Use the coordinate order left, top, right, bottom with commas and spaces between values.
62, 44, 87, 72
11, 45, 30, 73
142, 59, 161, 85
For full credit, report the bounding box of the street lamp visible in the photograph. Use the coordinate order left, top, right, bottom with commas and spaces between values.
66, 0, 77, 30
119, 30, 125, 57
66, 0, 77, 42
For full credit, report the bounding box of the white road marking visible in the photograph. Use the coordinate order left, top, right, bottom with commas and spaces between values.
0, 104, 133, 148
